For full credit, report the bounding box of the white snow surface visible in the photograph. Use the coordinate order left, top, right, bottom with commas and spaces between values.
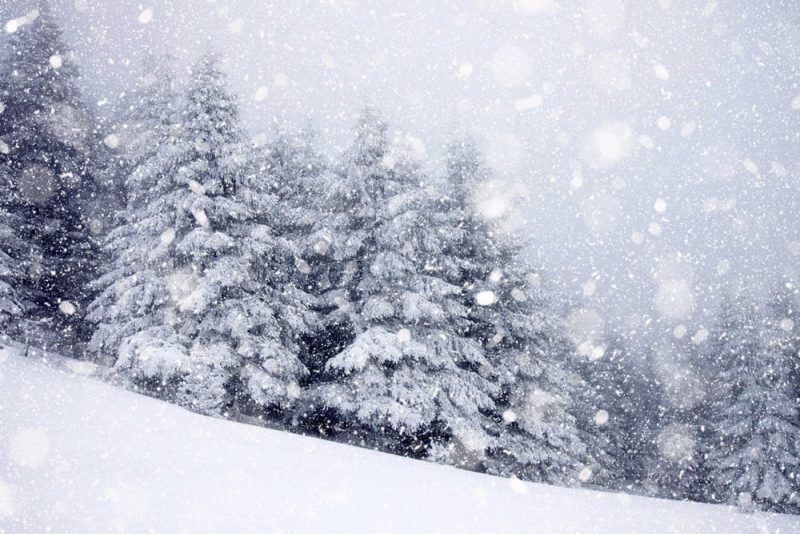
1, 348, 797, 533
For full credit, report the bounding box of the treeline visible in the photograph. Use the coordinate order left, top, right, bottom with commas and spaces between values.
0, 5, 798, 514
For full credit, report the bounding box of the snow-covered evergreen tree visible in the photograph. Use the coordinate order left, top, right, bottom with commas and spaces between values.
256, 129, 328, 298
702, 291, 800, 513
306, 110, 497, 461
0, 101, 29, 338
81, 56, 180, 349
481, 256, 591, 486
88, 56, 314, 415
574, 335, 657, 491
85, 54, 181, 364
645, 397, 705, 502
258, 130, 325, 240
92, 54, 180, 228
442, 138, 591, 485
628, 337, 710, 502
0, 3, 99, 348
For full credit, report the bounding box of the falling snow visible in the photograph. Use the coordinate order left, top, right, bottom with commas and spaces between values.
0, 0, 798, 528
137, 8, 153, 25
585, 122, 635, 169
475, 290, 498, 306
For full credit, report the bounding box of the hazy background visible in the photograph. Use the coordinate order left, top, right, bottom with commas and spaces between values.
3, 0, 799, 356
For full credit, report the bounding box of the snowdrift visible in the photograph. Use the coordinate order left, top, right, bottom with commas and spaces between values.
0, 348, 797, 533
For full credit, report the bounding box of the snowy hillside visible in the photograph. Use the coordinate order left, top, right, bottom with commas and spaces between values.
1, 349, 796, 534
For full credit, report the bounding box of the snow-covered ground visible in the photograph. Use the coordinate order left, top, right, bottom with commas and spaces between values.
0, 348, 797, 534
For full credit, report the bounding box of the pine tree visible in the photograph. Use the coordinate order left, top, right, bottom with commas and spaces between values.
575, 334, 655, 492
631, 337, 712, 502
81, 56, 180, 349
752, 286, 800, 513
88, 56, 314, 415
305, 110, 497, 461
442, 137, 591, 485
644, 396, 705, 502
86, 55, 181, 366
0, 3, 98, 349
702, 292, 800, 513
480, 256, 591, 486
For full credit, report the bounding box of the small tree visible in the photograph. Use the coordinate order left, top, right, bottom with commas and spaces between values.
0, 174, 25, 337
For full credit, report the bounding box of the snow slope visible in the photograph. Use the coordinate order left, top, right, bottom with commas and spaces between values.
0, 349, 797, 534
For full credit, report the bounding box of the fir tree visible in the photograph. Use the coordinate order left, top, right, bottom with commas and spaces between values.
93, 54, 180, 228
574, 334, 655, 491
480, 256, 591, 486
88, 56, 314, 415
702, 292, 800, 513
0, 3, 99, 349
81, 56, 180, 348
306, 110, 497, 462
258, 129, 326, 242
442, 137, 591, 485
86, 55, 181, 366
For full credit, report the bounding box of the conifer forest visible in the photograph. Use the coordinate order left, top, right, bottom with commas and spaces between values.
1, 1, 799, 530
